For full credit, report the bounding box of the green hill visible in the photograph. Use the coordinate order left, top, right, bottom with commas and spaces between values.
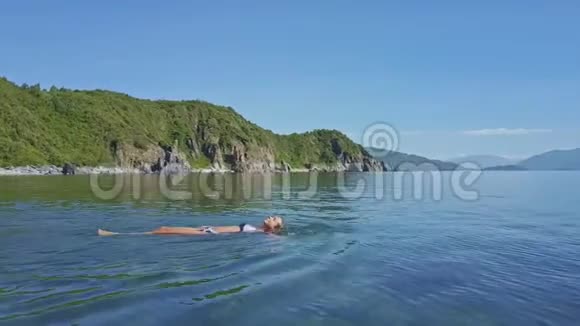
0, 77, 383, 172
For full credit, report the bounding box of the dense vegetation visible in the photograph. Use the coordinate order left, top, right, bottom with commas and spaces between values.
0, 77, 368, 168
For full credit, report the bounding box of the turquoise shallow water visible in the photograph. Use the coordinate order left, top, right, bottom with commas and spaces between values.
1, 172, 579, 325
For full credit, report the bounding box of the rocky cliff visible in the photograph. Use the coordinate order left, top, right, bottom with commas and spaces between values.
0, 77, 385, 173
110, 135, 385, 173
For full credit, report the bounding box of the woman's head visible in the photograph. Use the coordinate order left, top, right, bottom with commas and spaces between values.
263, 216, 284, 233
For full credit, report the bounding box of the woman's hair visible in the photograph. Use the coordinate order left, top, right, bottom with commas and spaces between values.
274, 216, 284, 229
265, 216, 284, 233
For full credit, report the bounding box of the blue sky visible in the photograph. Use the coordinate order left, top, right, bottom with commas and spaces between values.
1, 1, 579, 159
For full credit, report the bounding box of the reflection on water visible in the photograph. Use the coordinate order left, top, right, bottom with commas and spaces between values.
1, 172, 580, 325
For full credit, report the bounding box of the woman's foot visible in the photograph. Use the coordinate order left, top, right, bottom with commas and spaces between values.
98, 229, 118, 236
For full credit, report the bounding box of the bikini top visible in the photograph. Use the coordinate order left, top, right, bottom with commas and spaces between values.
239, 223, 258, 232
201, 223, 258, 234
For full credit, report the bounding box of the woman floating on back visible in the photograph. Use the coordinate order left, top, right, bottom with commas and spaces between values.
98, 216, 284, 236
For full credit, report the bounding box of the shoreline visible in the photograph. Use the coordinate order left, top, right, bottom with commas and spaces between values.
1, 166, 575, 176
0, 162, 386, 176
0, 165, 235, 176
0, 165, 332, 176
0, 165, 388, 176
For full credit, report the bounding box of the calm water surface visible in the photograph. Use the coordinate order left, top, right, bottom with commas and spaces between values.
1, 172, 579, 325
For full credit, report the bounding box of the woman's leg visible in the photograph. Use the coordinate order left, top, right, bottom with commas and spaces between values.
151, 226, 206, 235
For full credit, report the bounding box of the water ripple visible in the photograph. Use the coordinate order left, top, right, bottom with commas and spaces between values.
2, 173, 580, 325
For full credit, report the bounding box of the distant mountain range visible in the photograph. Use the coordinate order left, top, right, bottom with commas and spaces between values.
518, 148, 580, 170
369, 150, 458, 171
472, 149, 580, 171
370, 148, 580, 172
483, 165, 527, 171
449, 155, 518, 169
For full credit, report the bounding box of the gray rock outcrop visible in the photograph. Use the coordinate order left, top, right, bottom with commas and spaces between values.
62, 163, 76, 175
